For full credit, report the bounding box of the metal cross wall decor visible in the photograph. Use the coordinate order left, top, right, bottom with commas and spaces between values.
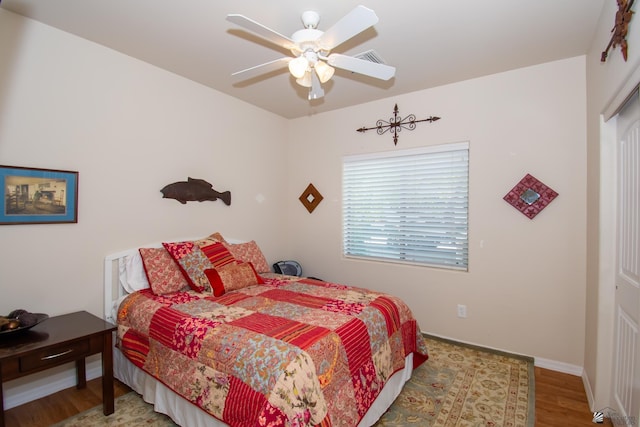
356, 104, 440, 145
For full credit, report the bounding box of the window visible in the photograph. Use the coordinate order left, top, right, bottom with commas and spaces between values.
342, 142, 469, 270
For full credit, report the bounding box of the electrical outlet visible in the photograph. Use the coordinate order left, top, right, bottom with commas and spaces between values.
457, 304, 467, 318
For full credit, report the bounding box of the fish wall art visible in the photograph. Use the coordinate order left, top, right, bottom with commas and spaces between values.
161, 177, 231, 205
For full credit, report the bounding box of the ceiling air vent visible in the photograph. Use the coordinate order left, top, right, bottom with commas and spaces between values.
354, 49, 387, 64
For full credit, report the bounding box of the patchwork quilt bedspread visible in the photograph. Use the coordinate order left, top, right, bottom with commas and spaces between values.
117, 274, 428, 427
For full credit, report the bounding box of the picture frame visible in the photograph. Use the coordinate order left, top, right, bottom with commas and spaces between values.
0, 165, 78, 225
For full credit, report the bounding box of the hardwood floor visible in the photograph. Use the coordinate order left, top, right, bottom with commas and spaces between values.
3, 367, 613, 427
534, 367, 612, 427
3, 379, 130, 427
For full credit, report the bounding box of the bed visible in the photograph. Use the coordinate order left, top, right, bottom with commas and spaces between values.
104, 233, 428, 427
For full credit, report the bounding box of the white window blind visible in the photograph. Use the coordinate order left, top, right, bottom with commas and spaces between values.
342, 142, 469, 270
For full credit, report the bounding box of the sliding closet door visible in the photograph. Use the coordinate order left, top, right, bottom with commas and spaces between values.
612, 90, 640, 424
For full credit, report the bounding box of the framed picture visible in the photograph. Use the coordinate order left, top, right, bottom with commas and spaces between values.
0, 165, 78, 225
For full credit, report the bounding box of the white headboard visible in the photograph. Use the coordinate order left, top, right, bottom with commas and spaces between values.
103, 237, 245, 324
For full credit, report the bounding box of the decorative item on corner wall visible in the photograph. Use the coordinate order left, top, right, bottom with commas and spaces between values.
503, 174, 558, 219
601, 0, 635, 62
356, 103, 440, 146
299, 183, 323, 213
0, 165, 78, 225
161, 177, 231, 205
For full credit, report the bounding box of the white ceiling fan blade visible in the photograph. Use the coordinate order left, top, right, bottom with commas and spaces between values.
308, 70, 324, 100
317, 5, 379, 51
327, 53, 395, 80
227, 14, 296, 51
231, 57, 291, 79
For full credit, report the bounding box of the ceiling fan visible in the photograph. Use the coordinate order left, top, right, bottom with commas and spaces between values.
226, 5, 395, 100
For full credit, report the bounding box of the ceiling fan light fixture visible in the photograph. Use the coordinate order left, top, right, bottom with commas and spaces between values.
314, 60, 334, 83
296, 71, 312, 87
288, 56, 308, 78
309, 70, 324, 100
228, 6, 394, 101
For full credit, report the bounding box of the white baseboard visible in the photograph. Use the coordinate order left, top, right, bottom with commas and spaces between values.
582, 370, 596, 411
3, 360, 102, 410
533, 356, 584, 376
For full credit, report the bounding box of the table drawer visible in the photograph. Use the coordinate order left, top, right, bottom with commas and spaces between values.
19, 339, 90, 372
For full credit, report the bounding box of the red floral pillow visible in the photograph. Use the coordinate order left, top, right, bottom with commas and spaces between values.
208, 231, 228, 244
162, 241, 209, 292
200, 239, 236, 269
139, 248, 190, 295
163, 239, 236, 293
204, 262, 264, 297
224, 240, 270, 273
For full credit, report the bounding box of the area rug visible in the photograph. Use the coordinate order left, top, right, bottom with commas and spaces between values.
375, 335, 534, 426
53, 335, 534, 427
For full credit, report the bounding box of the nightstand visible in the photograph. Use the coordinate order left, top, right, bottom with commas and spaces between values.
0, 311, 116, 427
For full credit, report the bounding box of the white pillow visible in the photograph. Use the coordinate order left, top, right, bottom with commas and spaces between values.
118, 252, 150, 293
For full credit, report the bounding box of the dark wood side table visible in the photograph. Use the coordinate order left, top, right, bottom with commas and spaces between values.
0, 311, 116, 427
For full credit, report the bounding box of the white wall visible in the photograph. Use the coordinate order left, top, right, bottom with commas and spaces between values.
584, 0, 640, 411
0, 10, 289, 406
287, 56, 588, 367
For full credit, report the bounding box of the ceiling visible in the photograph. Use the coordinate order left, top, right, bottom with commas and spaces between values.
0, 0, 606, 119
